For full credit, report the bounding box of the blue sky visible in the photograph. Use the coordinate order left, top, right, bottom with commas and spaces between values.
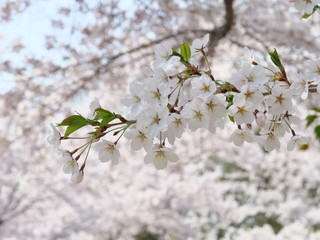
0, 0, 72, 93
0, 0, 135, 94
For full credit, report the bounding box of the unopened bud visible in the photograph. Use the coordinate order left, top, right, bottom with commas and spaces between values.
256, 112, 266, 127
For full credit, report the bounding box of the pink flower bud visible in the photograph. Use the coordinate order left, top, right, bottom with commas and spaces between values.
256, 112, 266, 127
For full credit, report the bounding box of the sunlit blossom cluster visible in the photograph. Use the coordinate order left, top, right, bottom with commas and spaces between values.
47, 31, 320, 183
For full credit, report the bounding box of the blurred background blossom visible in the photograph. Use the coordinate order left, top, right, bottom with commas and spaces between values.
1, 0, 320, 239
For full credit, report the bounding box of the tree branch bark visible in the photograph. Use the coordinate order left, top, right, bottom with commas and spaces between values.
207, 0, 235, 55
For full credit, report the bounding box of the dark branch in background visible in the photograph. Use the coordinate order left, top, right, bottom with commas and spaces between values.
207, 0, 235, 56
98, 0, 235, 73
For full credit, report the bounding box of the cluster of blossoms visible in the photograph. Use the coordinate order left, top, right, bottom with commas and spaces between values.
48, 32, 320, 183
222, 223, 320, 240
290, 0, 320, 14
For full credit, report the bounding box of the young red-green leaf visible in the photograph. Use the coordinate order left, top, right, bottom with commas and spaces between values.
180, 42, 191, 61
57, 115, 89, 137
269, 49, 284, 71
306, 115, 318, 127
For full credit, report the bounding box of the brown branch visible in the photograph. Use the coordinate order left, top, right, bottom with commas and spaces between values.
98, 1, 235, 73
207, 0, 235, 55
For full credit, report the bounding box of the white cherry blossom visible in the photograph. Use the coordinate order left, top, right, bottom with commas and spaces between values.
293, 0, 320, 14
122, 82, 145, 118
191, 74, 216, 100
144, 78, 170, 106
144, 146, 179, 170
153, 42, 180, 68
95, 139, 120, 165
290, 72, 309, 99
228, 94, 255, 125
152, 68, 179, 88
287, 135, 309, 151
47, 123, 61, 150
230, 129, 254, 146
89, 98, 101, 115
57, 149, 73, 163
266, 85, 293, 115
305, 59, 320, 81
136, 105, 169, 138
238, 47, 256, 66
265, 119, 290, 137
181, 98, 209, 131
205, 94, 228, 119
259, 131, 281, 152
255, 111, 267, 127
164, 113, 187, 144
229, 63, 268, 90
205, 94, 227, 132
124, 128, 153, 152
240, 85, 264, 106
191, 33, 209, 53
71, 170, 84, 184
63, 158, 79, 175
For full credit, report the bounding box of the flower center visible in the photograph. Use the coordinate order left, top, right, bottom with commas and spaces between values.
173, 118, 182, 127
162, 76, 168, 83
237, 132, 245, 139
193, 110, 203, 120
151, 114, 160, 125
155, 150, 165, 159
207, 102, 216, 112
106, 145, 115, 153
237, 106, 246, 115
152, 89, 161, 100
245, 91, 254, 99
138, 132, 147, 141
247, 74, 255, 82
275, 95, 285, 104
201, 84, 210, 92
133, 95, 141, 103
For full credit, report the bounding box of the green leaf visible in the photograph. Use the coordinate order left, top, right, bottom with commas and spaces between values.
180, 42, 191, 61
94, 108, 115, 120
314, 125, 320, 142
306, 115, 318, 127
228, 115, 235, 123
302, 6, 319, 19
312, 107, 320, 113
100, 114, 117, 127
57, 115, 87, 126
226, 94, 234, 109
57, 115, 89, 137
268, 49, 284, 71
87, 131, 97, 136
172, 48, 190, 67
171, 48, 183, 58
